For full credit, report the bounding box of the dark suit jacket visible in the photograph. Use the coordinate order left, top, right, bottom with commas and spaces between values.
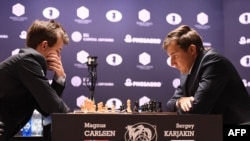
166, 48, 250, 124
0, 47, 70, 140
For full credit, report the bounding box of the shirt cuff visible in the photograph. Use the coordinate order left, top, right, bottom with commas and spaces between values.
53, 75, 66, 85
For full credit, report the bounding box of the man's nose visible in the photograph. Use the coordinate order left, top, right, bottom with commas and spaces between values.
170, 58, 176, 67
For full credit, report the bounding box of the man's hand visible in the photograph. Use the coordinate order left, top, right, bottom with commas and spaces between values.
46, 52, 65, 78
176, 96, 194, 112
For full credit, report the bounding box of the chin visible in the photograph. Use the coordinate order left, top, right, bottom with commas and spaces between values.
180, 71, 188, 74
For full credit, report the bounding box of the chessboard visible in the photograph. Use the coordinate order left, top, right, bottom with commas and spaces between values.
73, 98, 164, 114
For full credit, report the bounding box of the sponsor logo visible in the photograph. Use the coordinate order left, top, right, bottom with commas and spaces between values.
77, 50, 89, 64
71, 76, 114, 88
136, 9, 153, 27
12, 3, 25, 17
73, 50, 89, 69
124, 78, 162, 88
75, 6, 92, 24
195, 12, 211, 30
106, 10, 122, 22
139, 96, 150, 106
71, 31, 82, 42
240, 55, 250, 67
166, 57, 174, 68
71, 32, 114, 43
19, 30, 26, 39
239, 36, 250, 45
106, 98, 122, 109
137, 52, 154, 70
77, 6, 89, 19
12, 48, 20, 56
124, 34, 161, 44
139, 52, 150, 65
10, 3, 28, 21
172, 78, 180, 88
43, 7, 60, 19
166, 13, 182, 25
106, 54, 123, 66
0, 34, 8, 39
239, 12, 250, 25
71, 76, 82, 87
243, 79, 250, 87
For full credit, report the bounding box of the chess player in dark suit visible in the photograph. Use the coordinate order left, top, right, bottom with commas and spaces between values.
0, 20, 70, 141
163, 25, 250, 125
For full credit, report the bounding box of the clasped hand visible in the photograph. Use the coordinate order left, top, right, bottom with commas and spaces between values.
46, 52, 65, 78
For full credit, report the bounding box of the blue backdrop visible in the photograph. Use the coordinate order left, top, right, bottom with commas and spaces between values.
0, 0, 249, 112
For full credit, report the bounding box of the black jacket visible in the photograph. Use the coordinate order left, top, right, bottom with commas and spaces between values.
166, 48, 250, 124
0, 47, 70, 140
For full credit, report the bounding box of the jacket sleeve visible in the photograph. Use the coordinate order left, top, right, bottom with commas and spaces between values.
17, 56, 70, 116
180, 53, 230, 114
166, 85, 183, 112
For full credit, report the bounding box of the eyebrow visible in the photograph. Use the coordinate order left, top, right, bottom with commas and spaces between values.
169, 51, 176, 56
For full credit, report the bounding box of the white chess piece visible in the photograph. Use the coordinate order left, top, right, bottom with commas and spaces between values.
127, 99, 132, 113
111, 104, 115, 112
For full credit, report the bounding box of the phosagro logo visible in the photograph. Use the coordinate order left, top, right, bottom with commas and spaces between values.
124, 78, 162, 88
124, 122, 157, 141
124, 34, 161, 44
239, 36, 250, 45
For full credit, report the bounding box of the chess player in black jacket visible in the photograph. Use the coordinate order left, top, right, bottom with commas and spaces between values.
0, 20, 70, 141
163, 25, 250, 125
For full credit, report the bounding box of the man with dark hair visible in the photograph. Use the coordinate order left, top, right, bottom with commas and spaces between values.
0, 19, 70, 141
163, 25, 250, 125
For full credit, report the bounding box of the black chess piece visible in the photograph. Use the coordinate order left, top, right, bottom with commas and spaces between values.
157, 102, 163, 112
148, 100, 153, 112
120, 104, 125, 112
133, 101, 139, 112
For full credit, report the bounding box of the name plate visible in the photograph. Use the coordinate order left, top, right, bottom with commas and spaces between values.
52, 112, 222, 141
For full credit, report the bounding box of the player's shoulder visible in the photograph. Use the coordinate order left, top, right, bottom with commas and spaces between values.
203, 48, 223, 60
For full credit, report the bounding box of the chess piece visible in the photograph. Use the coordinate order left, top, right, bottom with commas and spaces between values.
97, 102, 104, 112
111, 104, 115, 112
148, 100, 153, 112
120, 104, 125, 112
127, 99, 132, 113
89, 100, 96, 112
133, 101, 139, 112
81, 98, 89, 112
85, 99, 90, 112
157, 102, 163, 112
104, 104, 108, 112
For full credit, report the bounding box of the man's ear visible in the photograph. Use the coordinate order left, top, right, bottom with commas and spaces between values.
40, 41, 48, 51
189, 44, 197, 55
